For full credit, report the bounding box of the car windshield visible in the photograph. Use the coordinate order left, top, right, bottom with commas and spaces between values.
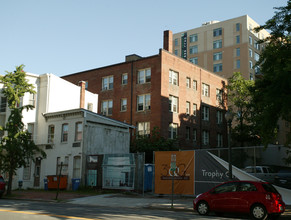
262, 183, 279, 194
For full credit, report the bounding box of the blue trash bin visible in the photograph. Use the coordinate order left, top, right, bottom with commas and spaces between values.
72, 178, 80, 191
44, 179, 48, 190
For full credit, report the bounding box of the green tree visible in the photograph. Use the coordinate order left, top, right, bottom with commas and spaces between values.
227, 72, 260, 146
251, 1, 291, 147
0, 65, 46, 195
130, 126, 178, 163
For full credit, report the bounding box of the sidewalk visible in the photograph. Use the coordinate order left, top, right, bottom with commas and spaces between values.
3, 190, 291, 216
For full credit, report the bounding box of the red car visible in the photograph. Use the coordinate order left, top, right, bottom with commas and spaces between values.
0, 176, 5, 198
193, 180, 285, 220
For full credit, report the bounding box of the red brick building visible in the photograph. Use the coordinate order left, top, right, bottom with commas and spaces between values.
62, 31, 228, 150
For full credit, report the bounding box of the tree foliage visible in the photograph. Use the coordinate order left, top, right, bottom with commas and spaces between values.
227, 72, 260, 146
0, 65, 46, 195
130, 126, 178, 163
251, 1, 291, 148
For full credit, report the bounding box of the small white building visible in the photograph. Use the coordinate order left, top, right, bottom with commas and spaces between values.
0, 73, 133, 189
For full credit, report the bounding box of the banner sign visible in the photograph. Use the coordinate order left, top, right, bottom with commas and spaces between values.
154, 151, 194, 195
154, 150, 238, 196
194, 150, 233, 195
181, 32, 187, 59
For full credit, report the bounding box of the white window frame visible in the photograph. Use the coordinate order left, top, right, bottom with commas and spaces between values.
122, 73, 128, 85
254, 40, 260, 50
137, 94, 150, 111
186, 101, 190, 115
137, 122, 150, 136
193, 80, 197, 91
202, 106, 209, 121
254, 52, 260, 61
138, 68, 151, 84
249, 36, 252, 45
186, 77, 191, 88
29, 93, 36, 106
121, 98, 127, 112
101, 100, 113, 116
75, 122, 83, 142
169, 95, 178, 113
61, 123, 68, 142
48, 125, 55, 143
202, 130, 209, 145
169, 70, 178, 86
102, 76, 113, 90
168, 123, 178, 139
216, 110, 223, 124
202, 83, 210, 97
249, 48, 253, 57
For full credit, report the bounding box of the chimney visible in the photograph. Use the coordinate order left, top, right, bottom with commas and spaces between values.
163, 30, 173, 53
79, 81, 86, 109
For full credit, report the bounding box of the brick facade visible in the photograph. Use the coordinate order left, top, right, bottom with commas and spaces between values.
62, 33, 228, 150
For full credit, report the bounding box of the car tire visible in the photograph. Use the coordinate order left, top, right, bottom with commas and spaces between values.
197, 201, 209, 215
251, 204, 268, 220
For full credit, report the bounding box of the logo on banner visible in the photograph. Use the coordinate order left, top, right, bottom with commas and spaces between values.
160, 155, 190, 180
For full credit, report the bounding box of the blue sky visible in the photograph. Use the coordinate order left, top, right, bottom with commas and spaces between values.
0, 0, 287, 76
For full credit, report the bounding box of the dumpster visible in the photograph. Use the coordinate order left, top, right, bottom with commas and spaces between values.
144, 164, 153, 192
47, 175, 68, 190
44, 179, 48, 190
72, 178, 81, 191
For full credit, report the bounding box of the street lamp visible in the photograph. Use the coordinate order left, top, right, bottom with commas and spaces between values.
225, 110, 234, 180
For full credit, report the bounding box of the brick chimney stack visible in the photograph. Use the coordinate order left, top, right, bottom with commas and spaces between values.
163, 30, 173, 53
79, 81, 86, 109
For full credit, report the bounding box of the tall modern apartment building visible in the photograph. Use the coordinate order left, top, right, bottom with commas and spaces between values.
172, 15, 269, 81
172, 15, 291, 145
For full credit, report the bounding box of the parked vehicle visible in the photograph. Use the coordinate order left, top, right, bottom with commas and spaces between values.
244, 166, 277, 183
274, 167, 291, 189
193, 180, 285, 220
0, 176, 6, 198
